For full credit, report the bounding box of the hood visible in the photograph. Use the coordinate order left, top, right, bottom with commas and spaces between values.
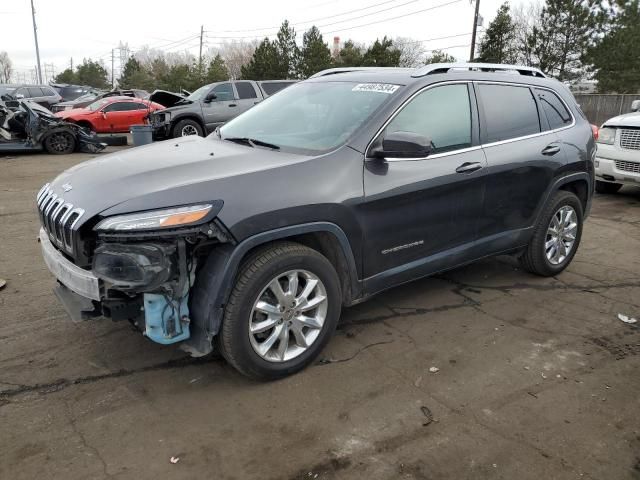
55, 108, 92, 119
603, 112, 640, 128
47, 135, 308, 223
149, 89, 191, 108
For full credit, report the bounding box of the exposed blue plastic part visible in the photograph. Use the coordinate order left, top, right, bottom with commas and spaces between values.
143, 293, 191, 344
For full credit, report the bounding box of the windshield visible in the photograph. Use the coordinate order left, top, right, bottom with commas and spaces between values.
187, 85, 211, 102
87, 99, 111, 111
220, 81, 400, 154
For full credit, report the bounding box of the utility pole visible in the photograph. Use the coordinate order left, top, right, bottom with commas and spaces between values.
469, 0, 481, 61
199, 25, 204, 78
111, 49, 115, 89
30, 0, 43, 84
70, 57, 73, 71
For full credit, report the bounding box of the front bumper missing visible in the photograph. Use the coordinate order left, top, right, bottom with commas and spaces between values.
40, 228, 100, 300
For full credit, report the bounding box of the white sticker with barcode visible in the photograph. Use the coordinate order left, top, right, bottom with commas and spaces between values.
352, 83, 400, 94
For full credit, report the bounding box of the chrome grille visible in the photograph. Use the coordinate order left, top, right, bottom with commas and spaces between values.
615, 160, 640, 174
620, 129, 640, 150
36, 183, 84, 254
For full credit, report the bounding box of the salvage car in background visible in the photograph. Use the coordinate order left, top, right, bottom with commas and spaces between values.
0, 98, 106, 154
149, 80, 296, 138
0, 84, 62, 109
51, 89, 149, 112
594, 99, 640, 193
51, 83, 95, 102
55, 97, 164, 133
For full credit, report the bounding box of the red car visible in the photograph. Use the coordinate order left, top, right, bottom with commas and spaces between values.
55, 96, 164, 133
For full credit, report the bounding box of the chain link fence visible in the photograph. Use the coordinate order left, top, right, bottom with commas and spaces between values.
574, 94, 640, 126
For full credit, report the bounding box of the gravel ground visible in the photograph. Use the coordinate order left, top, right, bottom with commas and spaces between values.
1, 149, 639, 480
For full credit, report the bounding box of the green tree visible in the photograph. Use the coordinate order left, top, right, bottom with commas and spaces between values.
205, 54, 229, 83
362, 37, 401, 67
276, 20, 300, 78
299, 26, 333, 78
337, 40, 364, 66
241, 38, 281, 80
74, 59, 109, 88
424, 49, 457, 64
587, 0, 640, 92
118, 57, 154, 90
53, 68, 76, 84
477, 2, 518, 63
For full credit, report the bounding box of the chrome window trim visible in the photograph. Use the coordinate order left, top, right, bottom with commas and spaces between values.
366, 79, 577, 162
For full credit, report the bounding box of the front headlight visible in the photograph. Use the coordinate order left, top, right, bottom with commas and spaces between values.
597, 127, 615, 145
95, 204, 213, 231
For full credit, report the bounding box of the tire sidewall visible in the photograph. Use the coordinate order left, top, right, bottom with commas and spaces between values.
44, 131, 76, 155
173, 119, 203, 138
223, 250, 341, 379
539, 193, 584, 274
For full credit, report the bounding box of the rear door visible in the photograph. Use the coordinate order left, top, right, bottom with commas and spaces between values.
476, 82, 566, 241
202, 82, 237, 131
233, 81, 260, 114
361, 82, 488, 279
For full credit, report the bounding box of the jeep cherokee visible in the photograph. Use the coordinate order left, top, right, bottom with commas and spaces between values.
37, 63, 595, 379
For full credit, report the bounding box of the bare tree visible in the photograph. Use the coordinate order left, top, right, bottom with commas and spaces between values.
0, 51, 13, 83
511, 1, 543, 66
216, 40, 259, 79
394, 37, 426, 68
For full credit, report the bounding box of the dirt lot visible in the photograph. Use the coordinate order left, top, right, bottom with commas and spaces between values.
1, 149, 639, 480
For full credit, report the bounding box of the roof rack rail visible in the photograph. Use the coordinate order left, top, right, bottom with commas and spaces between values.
310, 67, 412, 78
412, 62, 546, 78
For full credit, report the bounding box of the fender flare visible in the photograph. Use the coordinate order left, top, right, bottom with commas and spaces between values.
534, 172, 593, 224
185, 222, 360, 356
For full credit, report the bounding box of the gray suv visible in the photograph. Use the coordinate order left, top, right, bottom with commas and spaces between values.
1, 84, 62, 109
37, 63, 594, 380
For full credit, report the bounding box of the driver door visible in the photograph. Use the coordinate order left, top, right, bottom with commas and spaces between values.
202, 82, 238, 132
361, 82, 488, 279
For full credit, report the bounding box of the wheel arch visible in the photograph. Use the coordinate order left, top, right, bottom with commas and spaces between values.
535, 172, 592, 225
186, 223, 361, 357
170, 115, 206, 136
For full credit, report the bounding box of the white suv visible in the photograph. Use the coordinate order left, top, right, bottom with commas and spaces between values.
595, 100, 640, 193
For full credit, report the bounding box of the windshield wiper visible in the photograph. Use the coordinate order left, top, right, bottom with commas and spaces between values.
224, 137, 280, 150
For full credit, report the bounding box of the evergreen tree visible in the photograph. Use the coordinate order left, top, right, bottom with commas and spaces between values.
74, 59, 109, 88
477, 2, 518, 63
53, 68, 75, 84
587, 0, 640, 92
205, 54, 230, 83
299, 26, 333, 78
424, 50, 457, 64
241, 38, 281, 80
276, 20, 300, 78
118, 57, 154, 90
361, 37, 401, 67
337, 40, 364, 66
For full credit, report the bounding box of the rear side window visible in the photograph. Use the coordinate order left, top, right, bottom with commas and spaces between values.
104, 102, 140, 112
261, 81, 295, 96
385, 83, 472, 154
235, 82, 257, 99
28, 87, 44, 97
478, 84, 540, 143
535, 88, 572, 130
41, 87, 56, 96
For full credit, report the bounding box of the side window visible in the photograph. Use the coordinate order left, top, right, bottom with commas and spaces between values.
211, 83, 235, 101
28, 87, 44, 97
104, 102, 138, 112
535, 88, 572, 130
385, 84, 472, 154
478, 84, 540, 143
133, 102, 149, 110
235, 81, 257, 99
42, 87, 56, 96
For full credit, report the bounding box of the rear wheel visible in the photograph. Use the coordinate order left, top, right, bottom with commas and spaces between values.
172, 119, 203, 138
595, 180, 622, 194
520, 191, 583, 276
43, 131, 76, 155
216, 242, 341, 380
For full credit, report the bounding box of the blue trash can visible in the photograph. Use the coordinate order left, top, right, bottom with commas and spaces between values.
130, 125, 153, 146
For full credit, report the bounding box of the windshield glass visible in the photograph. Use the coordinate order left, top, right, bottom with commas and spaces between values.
220, 81, 400, 154
187, 85, 211, 102
87, 99, 111, 111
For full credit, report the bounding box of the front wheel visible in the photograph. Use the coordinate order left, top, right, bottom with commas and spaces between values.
520, 191, 583, 276
216, 242, 342, 380
43, 131, 76, 155
595, 180, 622, 194
172, 119, 203, 138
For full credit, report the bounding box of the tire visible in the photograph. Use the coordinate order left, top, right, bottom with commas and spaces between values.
172, 119, 203, 138
43, 131, 76, 155
520, 190, 583, 277
216, 241, 342, 380
595, 180, 622, 194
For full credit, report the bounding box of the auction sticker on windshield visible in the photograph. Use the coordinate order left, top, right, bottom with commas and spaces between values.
352, 83, 400, 94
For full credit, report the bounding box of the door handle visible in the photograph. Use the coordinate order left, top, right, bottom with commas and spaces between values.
541, 144, 561, 156
228, 103, 237, 107
455, 162, 483, 174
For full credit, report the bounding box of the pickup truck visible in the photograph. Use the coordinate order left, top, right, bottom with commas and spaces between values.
149, 80, 296, 139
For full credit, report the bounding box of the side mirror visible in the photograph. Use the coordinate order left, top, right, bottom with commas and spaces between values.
204, 92, 217, 103
101, 111, 107, 118
631, 100, 640, 112
372, 131, 432, 159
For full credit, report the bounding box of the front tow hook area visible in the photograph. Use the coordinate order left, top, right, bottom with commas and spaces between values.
53, 284, 101, 323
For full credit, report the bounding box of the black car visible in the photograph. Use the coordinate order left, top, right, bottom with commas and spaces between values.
37, 63, 595, 379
